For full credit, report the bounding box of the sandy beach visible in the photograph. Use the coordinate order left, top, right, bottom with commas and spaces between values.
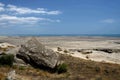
0, 36, 120, 65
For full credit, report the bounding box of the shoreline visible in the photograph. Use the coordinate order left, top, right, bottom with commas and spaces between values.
0, 34, 120, 38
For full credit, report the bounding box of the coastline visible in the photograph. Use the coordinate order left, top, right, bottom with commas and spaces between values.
0, 34, 120, 38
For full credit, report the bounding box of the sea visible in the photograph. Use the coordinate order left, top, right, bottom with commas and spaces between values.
1, 34, 120, 38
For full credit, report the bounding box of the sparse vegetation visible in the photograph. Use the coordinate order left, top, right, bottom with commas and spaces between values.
0, 54, 120, 80
56, 63, 67, 74
95, 66, 101, 73
0, 54, 14, 67
95, 76, 102, 80
0, 73, 5, 80
19, 66, 26, 70
64, 49, 68, 53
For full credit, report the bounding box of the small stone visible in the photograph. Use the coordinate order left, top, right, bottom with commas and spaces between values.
64, 49, 68, 53
86, 55, 89, 59
57, 47, 62, 51
6, 70, 16, 80
81, 50, 92, 54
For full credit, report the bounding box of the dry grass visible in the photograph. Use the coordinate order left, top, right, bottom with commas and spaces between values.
59, 54, 120, 80
0, 54, 120, 80
0, 72, 5, 80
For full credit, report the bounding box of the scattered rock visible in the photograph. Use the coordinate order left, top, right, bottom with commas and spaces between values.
0, 43, 15, 48
94, 48, 120, 53
16, 38, 60, 69
81, 50, 92, 54
0, 43, 15, 50
64, 49, 69, 53
68, 49, 77, 52
86, 55, 90, 59
114, 42, 120, 44
6, 70, 16, 80
57, 47, 62, 51
0, 43, 16, 54
70, 52, 74, 54
70, 48, 120, 54
77, 50, 82, 52
69, 49, 92, 54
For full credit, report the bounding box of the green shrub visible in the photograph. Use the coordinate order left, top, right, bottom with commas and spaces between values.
57, 63, 67, 74
95, 66, 101, 73
0, 54, 14, 67
19, 66, 25, 70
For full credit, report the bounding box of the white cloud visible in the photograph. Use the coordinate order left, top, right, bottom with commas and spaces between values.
101, 19, 115, 23
0, 2, 5, 11
0, 2, 61, 15
0, 2, 4, 7
7, 4, 61, 15
0, 7, 4, 11
0, 15, 60, 27
0, 3, 61, 15
0, 15, 40, 24
0, 2, 61, 27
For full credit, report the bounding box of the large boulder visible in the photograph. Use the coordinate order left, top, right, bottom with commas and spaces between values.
16, 38, 59, 69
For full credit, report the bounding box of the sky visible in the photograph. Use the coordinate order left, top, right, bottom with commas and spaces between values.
0, 0, 120, 35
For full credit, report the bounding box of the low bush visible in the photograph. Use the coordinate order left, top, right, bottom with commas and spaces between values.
19, 66, 25, 70
56, 63, 67, 74
64, 49, 68, 53
0, 54, 14, 67
95, 66, 101, 73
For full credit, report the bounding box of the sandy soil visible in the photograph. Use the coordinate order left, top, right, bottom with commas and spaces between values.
0, 36, 120, 64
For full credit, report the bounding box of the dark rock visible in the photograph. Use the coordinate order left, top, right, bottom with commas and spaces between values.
114, 42, 120, 44
86, 55, 89, 59
94, 48, 120, 53
57, 47, 62, 51
64, 49, 69, 53
16, 38, 59, 69
69, 49, 92, 54
77, 50, 82, 52
81, 50, 92, 54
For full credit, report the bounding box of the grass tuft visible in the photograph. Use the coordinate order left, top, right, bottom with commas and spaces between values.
0, 54, 14, 67
56, 63, 67, 74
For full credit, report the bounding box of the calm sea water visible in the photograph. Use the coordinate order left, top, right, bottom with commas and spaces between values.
1, 34, 120, 37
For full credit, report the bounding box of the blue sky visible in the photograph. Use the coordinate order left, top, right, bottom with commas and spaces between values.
0, 0, 120, 35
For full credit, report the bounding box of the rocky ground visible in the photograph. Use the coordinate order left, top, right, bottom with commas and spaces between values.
0, 36, 120, 80
1, 36, 120, 64
0, 54, 120, 80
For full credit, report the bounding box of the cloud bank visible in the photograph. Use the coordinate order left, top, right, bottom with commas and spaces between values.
0, 2, 61, 27
7, 4, 61, 15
